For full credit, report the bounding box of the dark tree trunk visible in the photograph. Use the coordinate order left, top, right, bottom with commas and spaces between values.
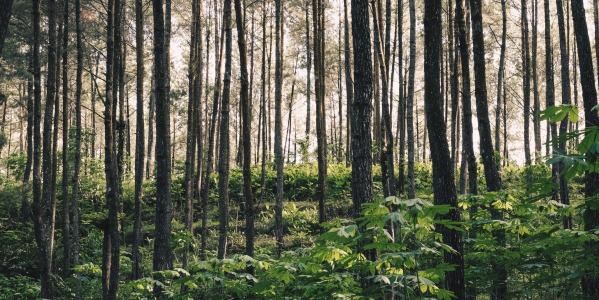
350, 0, 373, 217
456, 0, 476, 198
305, 0, 311, 139
61, 0, 70, 276
423, 1, 465, 298
522, 0, 532, 166
274, 0, 284, 256
152, 0, 173, 280
407, 0, 416, 199
396, 0, 405, 193
470, 1, 507, 299
132, 0, 144, 280
495, 0, 507, 154
233, 0, 254, 261
545, 0, 558, 204
571, 1, 599, 297
0, 0, 14, 54
217, 0, 233, 259
313, 0, 327, 223
34, 0, 59, 295
200, 4, 223, 259
183, 0, 200, 269
103, 0, 121, 297
556, 0, 571, 228
21, 62, 33, 222
72, 0, 83, 292
146, 73, 155, 179
344, 0, 353, 167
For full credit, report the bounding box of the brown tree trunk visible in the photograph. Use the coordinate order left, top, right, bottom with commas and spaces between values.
407, 0, 416, 199
571, 1, 599, 296
132, 0, 144, 280
0, 0, 14, 54
423, 1, 465, 298
274, 0, 284, 256
313, 0, 327, 223
522, 0, 532, 166
217, 0, 233, 259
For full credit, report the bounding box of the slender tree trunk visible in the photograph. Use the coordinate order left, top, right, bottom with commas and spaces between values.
407, 0, 416, 199
396, 0, 405, 192
522, 0, 532, 166
146, 73, 155, 179
532, 0, 541, 159
495, 0, 507, 155
314, 0, 327, 223
545, 0, 558, 203
71, 0, 83, 293
217, 0, 233, 259
305, 0, 311, 139
103, 0, 121, 296
61, 0, 70, 276
200, 3, 224, 259
423, 1, 465, 298
470, 1, 507, 298
153, 0, 173, 277
556, 0, 571, 228
274, 0, 284, 256
132, 0, 144, 280
571, 1, 599, 297
21, 61, 33, 222
456, 0, 476, 199
344, 0, 353, 167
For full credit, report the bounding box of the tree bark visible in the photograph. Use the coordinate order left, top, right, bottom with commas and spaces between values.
0, 0, 14, 54
217, 0, 233, 259
407, 0, 416, 199
571, 1, 599, 297
522, 0, 532, 166
152, 0, 173, 284
313, 0, 327, 223
423, 1, 465, 298
350, 0, 373, 218
274, 0, 284, 256
132, 0, 144, 280
556, 0, 571, 228
61, 0, 70, 276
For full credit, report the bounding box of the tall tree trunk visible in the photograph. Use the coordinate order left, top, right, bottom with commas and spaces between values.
544, 0, 558, 204
556, 0, 571, 228
350, 0, 373, 218
21, 60, 33, 221
522, 0, 532, 166
314, 0, 327, 223
217, 0, 233, 259
146, 73, 155, 179
495, 0, 507, 155
183, 0, 200, 269
470, 1, 507, 299
200, 2, 223, 259
305, 0, 311, 139
61, 0, 70, 276
571, 1, 599, 297
344, 0, 353, 167
407, 0, 416, 199
456, 0, 476, 198
38, 0, 58, 295
372, 0, 396, 197
274, 0, 284, 256
103, 0, 121, 296
152, 0, 173, 289
71, 0, 83, 293
532, 0, 541, 159
396, 0, 405, 192
132, 0, 144, 280
423, 1, 465, 298
233, 0, 254, 261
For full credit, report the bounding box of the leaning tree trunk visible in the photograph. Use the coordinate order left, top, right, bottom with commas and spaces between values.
423, 1, 466, 298
571, 1, 599, 297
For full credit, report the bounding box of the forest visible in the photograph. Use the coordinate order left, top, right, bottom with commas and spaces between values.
1, 0, 599, 298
